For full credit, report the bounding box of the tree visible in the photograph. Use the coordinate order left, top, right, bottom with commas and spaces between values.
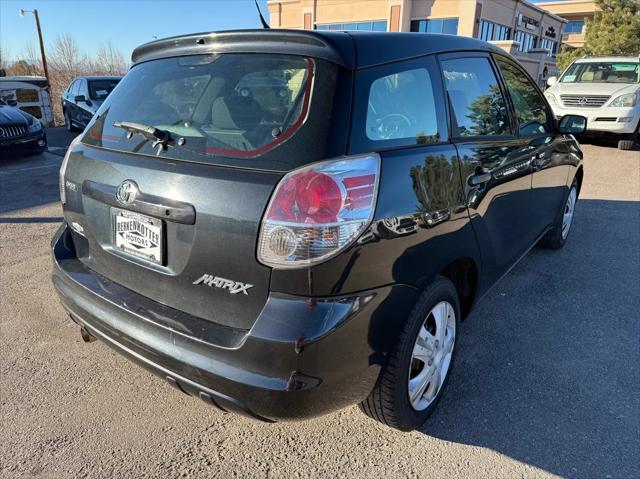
91, 42, 127, 75
48, 34, 89, 124
0, 44, 9, 72
557, 0, 640, 72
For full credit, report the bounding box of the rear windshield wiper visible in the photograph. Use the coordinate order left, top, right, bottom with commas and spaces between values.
113, 121, 179, 154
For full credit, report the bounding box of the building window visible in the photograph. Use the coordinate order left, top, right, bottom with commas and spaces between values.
515, 30, 538, 52
315, 20, 387, 31
410, 18, 459, 35
564, 20, 585, 34
539, 38, 558, 56
478, 20, 512, 42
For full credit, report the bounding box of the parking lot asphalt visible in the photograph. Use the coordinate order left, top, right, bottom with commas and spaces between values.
0, 134, 638, 478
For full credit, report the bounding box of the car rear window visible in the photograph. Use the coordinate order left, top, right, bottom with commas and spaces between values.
88, 80, 120, 101
84, 54, 331, 166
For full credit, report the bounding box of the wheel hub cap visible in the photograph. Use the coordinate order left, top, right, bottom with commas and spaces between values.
562, 186, 577, 240
408, 301, 456, 411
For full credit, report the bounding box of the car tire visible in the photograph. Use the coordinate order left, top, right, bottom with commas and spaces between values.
618, 122, 640, 150
64, 110, 78, 132
359, 276, 460, 431
538, 178, 578, 249
617, 140, 636, 151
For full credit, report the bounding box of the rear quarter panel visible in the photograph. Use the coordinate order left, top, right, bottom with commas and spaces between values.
269, 144, 482, 296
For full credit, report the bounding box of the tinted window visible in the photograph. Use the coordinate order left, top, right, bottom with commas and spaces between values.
565, 20, 584, 33
514, 30, 537, 52
497, 59, 550, 135
479, 21, 511, 41
88, 79, 120, 100
442, 57, 510, 137
316, 20, 387, 31
16, 88, 38, 103
69, 80, 79, 95
365, 68, 439, 143
411, 18, 459, 35
84, 54, 337, 167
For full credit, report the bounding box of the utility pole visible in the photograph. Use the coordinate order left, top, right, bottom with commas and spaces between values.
19, 9, 50, 86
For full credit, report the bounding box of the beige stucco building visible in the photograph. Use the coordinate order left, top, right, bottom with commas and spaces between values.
267, 0, 567, 82
537, 0, 597, 48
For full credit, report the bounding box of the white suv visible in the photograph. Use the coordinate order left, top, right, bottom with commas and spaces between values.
545, 56, 639, 150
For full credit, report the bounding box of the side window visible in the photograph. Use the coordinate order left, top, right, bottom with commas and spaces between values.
365, 68, 440, 144
67, 80, 77, 95
496, 59, 551, 135
441, 57, 510, 137
78, 80, 87, 97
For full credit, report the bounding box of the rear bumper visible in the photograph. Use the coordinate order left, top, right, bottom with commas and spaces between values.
51, 223, 420, 421
0, 131, 47, 156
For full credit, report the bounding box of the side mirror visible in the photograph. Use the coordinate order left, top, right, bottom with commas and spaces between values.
7, 99, 18, 107
546, 76, 558, 87
558, 114, 587, 134
74, 95, 86, 103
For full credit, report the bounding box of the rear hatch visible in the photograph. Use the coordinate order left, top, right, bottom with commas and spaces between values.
63, 51, 348, 330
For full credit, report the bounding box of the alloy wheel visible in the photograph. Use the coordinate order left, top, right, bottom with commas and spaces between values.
562, 186, 577, 240
408, 301, 456, 411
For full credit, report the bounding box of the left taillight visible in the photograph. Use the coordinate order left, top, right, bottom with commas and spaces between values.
59, 135, 82, 205
257, 154, 380, 269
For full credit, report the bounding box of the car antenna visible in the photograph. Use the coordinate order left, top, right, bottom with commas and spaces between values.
254, 0, 270, 29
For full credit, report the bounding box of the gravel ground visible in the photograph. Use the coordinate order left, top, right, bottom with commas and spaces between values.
0, 141, 638, 478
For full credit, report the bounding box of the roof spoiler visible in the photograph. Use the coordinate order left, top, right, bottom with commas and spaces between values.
131, 30, 355, 68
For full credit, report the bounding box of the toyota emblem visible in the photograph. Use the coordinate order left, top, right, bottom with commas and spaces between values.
115, 180, 138, 205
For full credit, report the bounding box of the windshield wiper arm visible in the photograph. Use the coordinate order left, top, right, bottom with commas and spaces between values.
113, 121, 173, 153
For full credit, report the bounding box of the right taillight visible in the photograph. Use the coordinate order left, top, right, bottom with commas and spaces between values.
257, 154, 380, 269
59, 135, 82, 204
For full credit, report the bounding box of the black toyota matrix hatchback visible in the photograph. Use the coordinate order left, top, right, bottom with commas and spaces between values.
52, 30, 586, 431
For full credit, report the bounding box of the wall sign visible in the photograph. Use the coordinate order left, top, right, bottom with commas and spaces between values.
544, 25, 557, 39
518, 13, 539, 31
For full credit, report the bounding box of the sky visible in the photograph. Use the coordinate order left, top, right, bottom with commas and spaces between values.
0, 0, 567, 63
1, 0, 270, 62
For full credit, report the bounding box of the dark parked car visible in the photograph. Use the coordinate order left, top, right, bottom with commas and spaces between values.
52, 30, 586, 431
62, 76, 121, 132
0, 98, 47, 156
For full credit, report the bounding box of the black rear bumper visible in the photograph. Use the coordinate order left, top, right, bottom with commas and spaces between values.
51, 224, 420, 421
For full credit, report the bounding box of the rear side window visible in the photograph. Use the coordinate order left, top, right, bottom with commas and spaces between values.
496, 59, 550, 136
441, 57, 510, 137
84, 54, 321, 162
350, 56, 446, 152
366, 69, 439, 143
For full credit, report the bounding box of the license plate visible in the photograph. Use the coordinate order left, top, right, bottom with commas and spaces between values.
113, 209, 163, 264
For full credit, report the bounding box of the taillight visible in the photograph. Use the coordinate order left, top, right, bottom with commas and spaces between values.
59, 135, 82, 204
258, 154, 380, 268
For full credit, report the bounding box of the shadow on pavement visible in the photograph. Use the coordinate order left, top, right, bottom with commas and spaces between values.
0, 153, 62, 214
422, 199, 640, 478
578, 135, 640, 151
0, 217, 63, 223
